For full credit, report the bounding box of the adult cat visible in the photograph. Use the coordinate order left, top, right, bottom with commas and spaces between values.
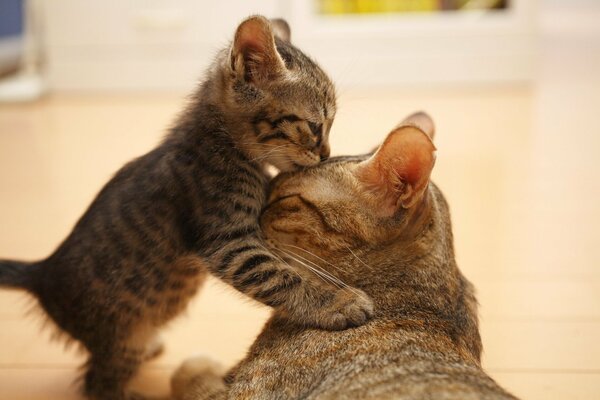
0, 16, 372, 400
172, 112, 518, 400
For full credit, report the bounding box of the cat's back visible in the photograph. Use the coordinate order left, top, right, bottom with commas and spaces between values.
231, 317, 514, 400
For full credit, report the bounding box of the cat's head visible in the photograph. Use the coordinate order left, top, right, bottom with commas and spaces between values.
262, 115, 482, 361
222, 16, 336, 172
261, 112, 438, 278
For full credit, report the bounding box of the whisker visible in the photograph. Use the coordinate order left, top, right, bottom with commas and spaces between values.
254, 242, 305, 283
343, 245, 375, 272
278, 248, 367, 299
238, 142, 290, 148
279, 249, 337, 288
278, 243, 348, 275
277, 243, 369, 299
248, 146, 290, 162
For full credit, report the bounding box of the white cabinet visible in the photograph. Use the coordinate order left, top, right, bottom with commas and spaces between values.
41, 0, 536, 90
42, 0, 281, 90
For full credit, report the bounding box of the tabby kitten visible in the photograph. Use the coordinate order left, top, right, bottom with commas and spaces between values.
0, 16, 373, 400
172, 112, 519, 400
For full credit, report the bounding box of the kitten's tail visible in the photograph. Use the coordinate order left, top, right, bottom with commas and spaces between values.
0, 259, 37, 291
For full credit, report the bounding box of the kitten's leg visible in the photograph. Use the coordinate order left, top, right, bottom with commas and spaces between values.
207, 235, 374, 330
171, 357, 227, 400
142, 333, 165, 361
84, 348, 143, 400
83, 327, 157, 400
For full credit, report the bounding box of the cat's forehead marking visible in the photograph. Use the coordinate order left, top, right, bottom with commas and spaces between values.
310, 176, 338, 200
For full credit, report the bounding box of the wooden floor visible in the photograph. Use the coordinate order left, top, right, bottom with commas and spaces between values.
1, 44, 599, 399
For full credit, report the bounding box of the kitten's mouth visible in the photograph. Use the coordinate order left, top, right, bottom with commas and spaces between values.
270, 155, 319, 172
274, 159, 307, 172
289, 155, 320, 170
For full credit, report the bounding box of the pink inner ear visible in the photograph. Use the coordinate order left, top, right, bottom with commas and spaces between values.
238, 23, 269, 55
390, 134, 435, 187
356, 126, 436, 213
233, 17, 283, 82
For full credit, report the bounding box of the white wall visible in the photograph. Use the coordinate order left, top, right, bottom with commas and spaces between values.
38, 0, 537, 91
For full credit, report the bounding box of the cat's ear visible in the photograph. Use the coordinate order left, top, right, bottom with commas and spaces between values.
355, 125, 436, 215
231, 16, 286, 84
270, 18, 291, 43
400, 111, 435, 140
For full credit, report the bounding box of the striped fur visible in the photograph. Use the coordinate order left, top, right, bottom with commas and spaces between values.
0, 16, 373, 400
172, 114, 518, 400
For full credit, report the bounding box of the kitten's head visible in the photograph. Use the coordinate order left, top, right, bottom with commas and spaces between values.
261, 112, 437, 275
223, 16, 336, 172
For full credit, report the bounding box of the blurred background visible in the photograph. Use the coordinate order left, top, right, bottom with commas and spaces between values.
0, 1, 599, 399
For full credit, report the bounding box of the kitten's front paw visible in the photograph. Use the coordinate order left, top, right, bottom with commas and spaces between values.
316, 288, 374, 330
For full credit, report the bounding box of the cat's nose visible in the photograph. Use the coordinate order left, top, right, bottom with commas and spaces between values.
320, 144, 330, 161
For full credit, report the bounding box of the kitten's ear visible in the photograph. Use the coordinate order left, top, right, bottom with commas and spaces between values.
270, 18, 291, 42
231, 16, 286, 84
355, 125, 436, 215
400, 111, 435, 140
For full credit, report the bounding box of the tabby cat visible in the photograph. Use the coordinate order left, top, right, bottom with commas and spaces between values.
0, 16, 373, 400
172, 112, 519, 400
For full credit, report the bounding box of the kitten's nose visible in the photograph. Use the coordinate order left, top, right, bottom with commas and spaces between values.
320, 144, 330, 161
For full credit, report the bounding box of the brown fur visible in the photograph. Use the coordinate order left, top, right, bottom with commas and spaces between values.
172, 113, 518, 399
0, 16, 373, 400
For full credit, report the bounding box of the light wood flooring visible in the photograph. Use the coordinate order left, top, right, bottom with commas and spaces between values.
0, 42, 599, 400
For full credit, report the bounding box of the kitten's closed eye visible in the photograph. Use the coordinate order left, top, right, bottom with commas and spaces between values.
227, 15, 335, 172
308, 122, 323, 137
251, 112, 331, 171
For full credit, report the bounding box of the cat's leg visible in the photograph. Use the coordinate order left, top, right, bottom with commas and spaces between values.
207, 234, 374, 330
171, 357, 227, 400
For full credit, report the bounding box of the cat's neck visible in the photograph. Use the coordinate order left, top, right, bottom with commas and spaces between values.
358, 187, 459, 315
359, 186, 482, 362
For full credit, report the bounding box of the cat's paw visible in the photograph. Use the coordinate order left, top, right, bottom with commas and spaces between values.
171, 356, 226, 399
316, 288, 374, 330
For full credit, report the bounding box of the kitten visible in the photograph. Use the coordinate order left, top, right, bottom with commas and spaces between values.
0, 16, 373, 400
172, 112, 519, 400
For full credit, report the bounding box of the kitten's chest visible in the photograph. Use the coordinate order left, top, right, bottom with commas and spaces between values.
193, 158, 268, 215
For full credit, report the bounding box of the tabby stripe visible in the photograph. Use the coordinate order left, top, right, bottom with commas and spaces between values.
136, 202, 179, 250
218, 245, 260, 274
237, 269, 278, 288
232, 254, 273, 279
263, 297, 285, 307
205, 225, 255, 245
271, 114, 301, 127
192, 156, 227, 178
258, 130, 289, 143
169, 162, 195, 207
120, 206, 161, 250
235, 159, 265, 184
105, 224, 133, 260
232, 202, 260, 214
255, 275, 302, 300
231, 170, 264, 190
100, 208, 132, 259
